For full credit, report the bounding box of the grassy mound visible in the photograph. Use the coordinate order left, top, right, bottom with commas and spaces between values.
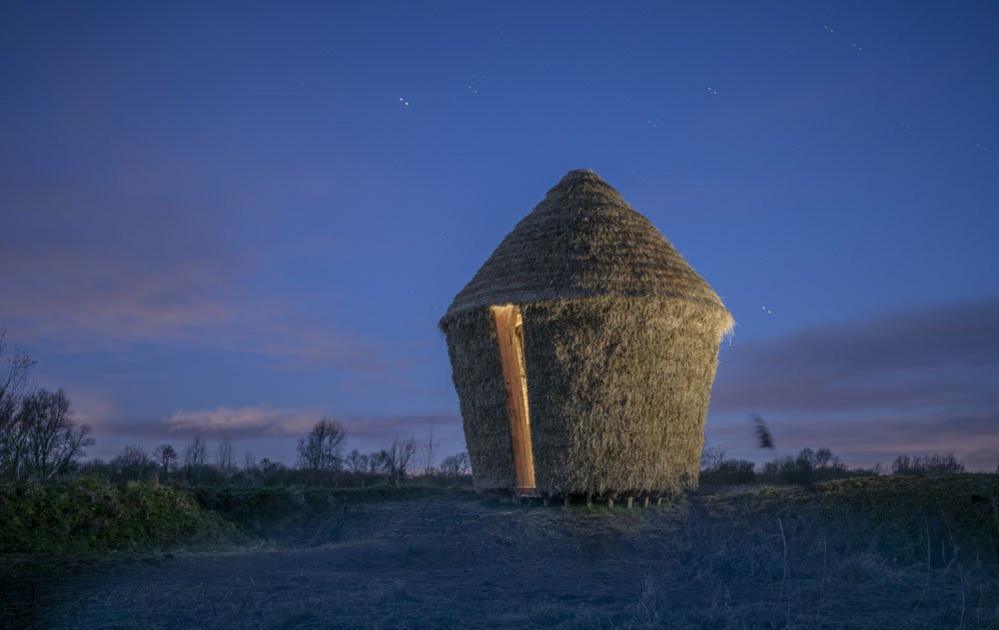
624, 475, 999, 628
814, 474, 999, 558
707, 474, 999, 563
0, 478, 239, 554
3, 474, 996, 562
0, 481, 473, 554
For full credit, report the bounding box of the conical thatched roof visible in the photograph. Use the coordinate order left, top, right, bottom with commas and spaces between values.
443, 169, 731, 325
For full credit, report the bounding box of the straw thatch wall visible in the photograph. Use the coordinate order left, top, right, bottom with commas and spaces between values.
522, 296, 728, 495
443, 297, 728, 495
441, 169, 733, 496
442, 307, 515, 491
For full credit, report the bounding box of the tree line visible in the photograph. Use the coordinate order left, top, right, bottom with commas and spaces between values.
1, 330, 986, 488
74, 425, 471, 488
697, 415, 975, 486
701, 445, 968, 486
0, 330, 470, 487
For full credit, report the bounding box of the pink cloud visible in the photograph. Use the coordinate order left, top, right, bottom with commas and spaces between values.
0, 244, 389, 371
110, 406, 462, 443
2, 244, 234, 343
165, 405, 323, 437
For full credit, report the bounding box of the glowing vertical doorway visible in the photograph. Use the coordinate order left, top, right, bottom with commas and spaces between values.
490, 304, 536, 495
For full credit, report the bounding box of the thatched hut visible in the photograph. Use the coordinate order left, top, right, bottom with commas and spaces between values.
440, 169, 733, 497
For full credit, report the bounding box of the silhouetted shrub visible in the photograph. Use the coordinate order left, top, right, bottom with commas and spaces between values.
439, 452, 471, 477
109, 445, 159, 482
760, 448, 866, 485
891, 453, 965, 476
297, 418, 346, 472
700, 459, 756, 485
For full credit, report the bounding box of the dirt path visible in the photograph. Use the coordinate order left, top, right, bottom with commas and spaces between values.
8, 493, 996, 628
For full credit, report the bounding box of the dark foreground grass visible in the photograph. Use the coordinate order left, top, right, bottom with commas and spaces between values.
635, 474, 999, 628
190, 484, 477, 544
2, 475, 998, 628
704, 474, 999, 564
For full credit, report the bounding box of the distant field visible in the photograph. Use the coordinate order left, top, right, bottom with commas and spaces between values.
2, 475, 998, 629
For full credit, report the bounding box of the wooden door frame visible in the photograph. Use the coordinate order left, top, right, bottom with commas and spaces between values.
490, 304, 536, 495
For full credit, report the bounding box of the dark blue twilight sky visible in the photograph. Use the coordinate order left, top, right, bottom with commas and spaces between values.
2, 2, 998, 468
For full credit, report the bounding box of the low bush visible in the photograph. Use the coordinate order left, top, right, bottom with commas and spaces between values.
0, 477, 237, 554
799, 474, 999, 562
759, 448, 873, 485
891, 453, 965, 476
0, 479, 475, 554
700, 459, 755, 485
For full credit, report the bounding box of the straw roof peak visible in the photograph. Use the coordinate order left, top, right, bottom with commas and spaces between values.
545, 168, 622, 206
554, 168, 603, 184
443, 170, 731, 325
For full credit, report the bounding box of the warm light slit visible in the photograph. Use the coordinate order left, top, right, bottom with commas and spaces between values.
490, 304, 536, 495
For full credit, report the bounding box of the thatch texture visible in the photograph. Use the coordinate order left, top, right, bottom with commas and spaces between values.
442, 308, 515, 491
444, 170, 730, 319
441, 169, 733, 495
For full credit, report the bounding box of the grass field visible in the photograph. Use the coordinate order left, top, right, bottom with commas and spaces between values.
2, 475, 998, 628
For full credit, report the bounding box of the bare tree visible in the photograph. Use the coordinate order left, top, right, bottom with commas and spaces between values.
113, 445, 152, 467
366, 452, 381, 475
0, 329, 34, 401
16, 389, 92, 480
813, 447, 836, 469
439, 451, 471, 477
700, 444, 726, 470
1, 335, 91, 481
345, 449, 368, 474
892, 453, 965, 476
153, 444, 177, 474
216, 436, 235, 475
0, 329, 36, 479
418, 423, 439, 475
377, 437, 417, 485
297, 417, 346, 471
184, 434, 207, 468
243, 450, 257, 470
112, 445, 156, 480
